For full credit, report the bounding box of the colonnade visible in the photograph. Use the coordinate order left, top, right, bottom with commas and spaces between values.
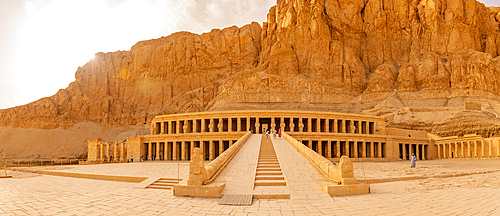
96, 141, 126, 162
141, 139, 237, 161
436, 139, 496, 159
296, 138, 386, 159
152, 116, 379, 136
399, 143, 428, 160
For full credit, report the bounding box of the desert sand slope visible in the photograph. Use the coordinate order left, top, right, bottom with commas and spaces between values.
0, 122, 143, 159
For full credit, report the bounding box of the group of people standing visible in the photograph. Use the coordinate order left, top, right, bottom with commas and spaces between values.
265, 128, 282, 140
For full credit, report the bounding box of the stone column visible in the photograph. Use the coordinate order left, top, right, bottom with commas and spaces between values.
209, 118, 214, 132
218, 118, 223, 132
113, 142, 118, 162
489, 140, 492, 158
422, 145, 426, 160
362, 141, 366, 158
437, 144, 441, 159
481, 140, 485, 158
99, 142, 104, 161
190, 141, 195, 159
200, 139, 205, 160
173, 141, 178, 161
193, 119, 197, 133
228, 117, 232, 132
148, 142, 152, 161
341, 120, 346, 133
497, 139, 500, 158
237, 117, 241, 132
120, 142, 125, 162
219, 139, 224, 155
246, 117, 250, 132
336, 141, 341, 158
353, 141, 358, 158
474, 141, 477, 158
255, 118, 260, 134
181, 141, 186, 161
106, 142, 111, 162
416, 144, 420, 160
307, 118, 312, 133
209, 140, 214, 160
455, 142, 458, 159
318, 140, 323, 156
176, 120, 180, 134
402, 144, 406, 160
308, 139, 312, 149
160, 122, 165, 134
365, 121, 369, 134
271, 117, 276, 132
289, 118, 295, 132
334, 119, 338, 133
165, 140, 170, 160
281, 116, 285, 132
325, 118, 330, 133
298, 118, 303, 132
201, 118, 206, 133
369, 142, 375, 158
230, 140, 234, 147
316, 118, 321, 132
358, 121, 362, 134
156, 142, 160, 160
467, 141, 471, 158
378, 142, 382, 158
167, 121, 172, 134
326, 141, 332, 158
345, 140, 350, 157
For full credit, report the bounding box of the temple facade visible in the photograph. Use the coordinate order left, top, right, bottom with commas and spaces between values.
87, 110, 500, 163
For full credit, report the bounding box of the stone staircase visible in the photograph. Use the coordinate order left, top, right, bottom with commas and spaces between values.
146, 178, 182, 190
253, 136, 289, 198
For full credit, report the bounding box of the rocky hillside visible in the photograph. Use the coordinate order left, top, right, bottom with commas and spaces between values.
2, 0, 500, 138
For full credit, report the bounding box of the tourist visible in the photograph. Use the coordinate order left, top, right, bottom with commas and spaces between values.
266, 129, 269, 140
410, 153, 416, 168
273, 129, 277, 138
278, 129, 282, 138
130, 155, 133, 162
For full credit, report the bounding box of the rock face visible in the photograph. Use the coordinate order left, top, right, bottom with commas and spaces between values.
1, 0, 500, 138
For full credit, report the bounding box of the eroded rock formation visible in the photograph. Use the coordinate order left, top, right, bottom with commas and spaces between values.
1, 0, 500, 138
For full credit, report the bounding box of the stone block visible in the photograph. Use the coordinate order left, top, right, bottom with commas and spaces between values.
173, 183, 225, 198
319, 183, 370, 196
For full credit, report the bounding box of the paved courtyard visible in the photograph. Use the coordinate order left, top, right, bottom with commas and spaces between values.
2, 152, 500, 215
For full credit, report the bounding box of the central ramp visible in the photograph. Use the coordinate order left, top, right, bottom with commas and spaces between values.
253, 135, 290, 199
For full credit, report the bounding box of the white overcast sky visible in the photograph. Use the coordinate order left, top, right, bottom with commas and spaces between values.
0, 0, 498, 109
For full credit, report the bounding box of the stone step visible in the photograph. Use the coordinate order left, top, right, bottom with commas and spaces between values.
257, 167, 281, 171
156, 180, 180, 184
255, 175, 284, 180
146, 185, 173, 190
254, 180, 287, 186
253, 194, 290, 199
152, 182, 177, 187
257, 164, 281, 168
256, 171, 283, 175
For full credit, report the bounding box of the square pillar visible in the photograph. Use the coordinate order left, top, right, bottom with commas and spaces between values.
481, 140, 485, 158
176, 120, 180, 134
246, 117, 251, 132
346, 140, 350, 157
365, 121, 369, 134
181, 141, 186, 161
190, 141, 195, 159
353, 141, 358, 158
289, 117, 295, 132
160, 122, 165, 134
326, 141, 332, 158
219, 139, 224, 155
416, 144, 420, 160
370, 142, 375, 158
474, 141, 477, 158
316, 118, 321, 133
209, 140, 214, 160
271, 117, 276, 131
201, 118, 206, 133
377, 142, 382, 158
173, 141, 178, 161
228, 117, 232, 132
237, 117, 241, 132
318, 140, 323, 156
325, 118, 330, 133
105, 142, 111, 162
209, 118, 214, 132
193, 119, 197, 133
255, 118, 260, 134
299, 118, 303, 132
422, 145, 426, 160
358, 121, 362, 134
120, 142, 125, 162
362, 141, 366, 158
341, 120, 346, 133
280, 116, 285, 132
402, 144, 406, 160
336, 141, 341, 158
334, 119, 338, 133
165, 140, 171, 160
489, 140, 492, 158
156, 142, 160, 160
307, 118, 312, 133
99, 142, 104, 161
437, 144, 441, 159
147, 142, 152, 161
467, 141, 471, 158
113, 142, 118, 162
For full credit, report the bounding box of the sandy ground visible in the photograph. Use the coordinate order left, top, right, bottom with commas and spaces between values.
0, 122, 145, 159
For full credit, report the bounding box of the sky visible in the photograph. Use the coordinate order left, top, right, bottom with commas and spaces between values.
0, 0, 499, 109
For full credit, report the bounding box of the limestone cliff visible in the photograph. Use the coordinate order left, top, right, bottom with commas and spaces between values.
2, 0, 500, 138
